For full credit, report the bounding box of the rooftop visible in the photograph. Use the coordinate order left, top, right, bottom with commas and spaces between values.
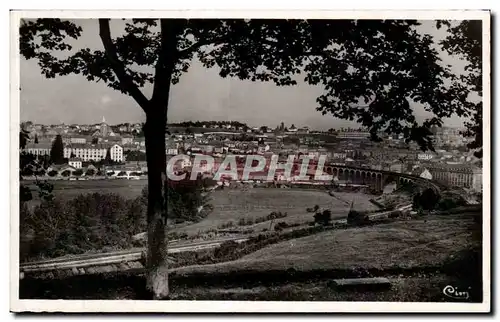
25, 143, 51, 150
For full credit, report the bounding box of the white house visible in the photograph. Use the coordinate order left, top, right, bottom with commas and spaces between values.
417, 152, 434, 161
121, 134, 134, 145
419, 169, 433, 180
68, 158, 83, 169
166, 148, 179, 156
110, 144, 124, 162
181, 157, 192, 169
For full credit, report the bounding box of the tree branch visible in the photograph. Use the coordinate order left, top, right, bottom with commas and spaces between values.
177, 34, 231, 58
98, 19, 150, 113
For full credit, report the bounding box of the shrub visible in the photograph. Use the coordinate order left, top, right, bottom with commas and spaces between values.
72, 169, 83, 176
237, 217, 254, 226
86, 169, 95, 176
388, 210, 402, 219
21, 167, 34, 176
275, 221, 289, 230
437, 196, 467, 211
19, 193, 143, 261
413, 188, 441, 211
314, 209, 332, 225
47, 170, 58, 177
61, 170, 71, 177
347, 210, 369, 225
218, 221, 235, 229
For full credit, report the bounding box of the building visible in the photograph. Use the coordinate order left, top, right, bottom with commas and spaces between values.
64, 144, 107, 162
336, 131, 370, 140
427, 163, 482, 192
166, 148, 179, 156
419, 169, 433, 180
100, 116, 110, 137
69, 135, 88, 144
68, 157, 83, 169
389, 161, 403, 173
417, 152, 435, 161
109, 144, 124, 162
24, 143, 51, 156
121, 134, 134, 145
332, 152, 347, 159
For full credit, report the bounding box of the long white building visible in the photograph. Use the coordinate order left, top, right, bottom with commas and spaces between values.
63, 143, 124, 162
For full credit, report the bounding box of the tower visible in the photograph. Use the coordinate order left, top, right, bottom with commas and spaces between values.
101, 116, 109, 137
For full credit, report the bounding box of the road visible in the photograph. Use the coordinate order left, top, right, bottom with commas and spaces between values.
20, 236, 248, 274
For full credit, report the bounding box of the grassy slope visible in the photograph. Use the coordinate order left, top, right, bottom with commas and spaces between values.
174, 215, 480, 275
24, 180, 147, 208
20, 213, 483, 301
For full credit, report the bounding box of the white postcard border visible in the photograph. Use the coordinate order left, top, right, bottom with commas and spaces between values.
9, 9, 491, 313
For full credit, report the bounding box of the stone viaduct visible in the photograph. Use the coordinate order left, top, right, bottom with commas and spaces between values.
322, 164, 444, 193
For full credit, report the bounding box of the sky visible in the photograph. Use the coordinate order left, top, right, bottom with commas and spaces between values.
19, 19, 470, 130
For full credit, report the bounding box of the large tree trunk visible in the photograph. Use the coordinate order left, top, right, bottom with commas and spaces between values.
144, 109, 169, 299
143, 19, 183, 299
99, 18, 183, 299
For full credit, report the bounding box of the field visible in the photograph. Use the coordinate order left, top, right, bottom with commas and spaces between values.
174, 214, 481, 275
174, 188, 379, 234
24, 179, 147, 207
24, 180, 379, 233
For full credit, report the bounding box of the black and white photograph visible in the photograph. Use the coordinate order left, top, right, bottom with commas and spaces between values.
10, 9, 490, 313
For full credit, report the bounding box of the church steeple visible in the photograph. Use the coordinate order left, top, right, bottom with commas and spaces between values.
102, 116, 106, 124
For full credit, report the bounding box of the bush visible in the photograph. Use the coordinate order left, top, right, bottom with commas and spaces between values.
437, 196, 467, 211
314, 209, 332, 225
47, 170, 58, 177
413, 188, 441, 211
347, 210, 369, 225
274, 221, 291, 231
306, 205, 320, 213
388, 210, 402, 219
218, 221, 235, 229
72, 169, 83, 176
237, 217, 254, 226
86, 169, 95, 176
19, 193, 146, 261
61, 170, 71, 177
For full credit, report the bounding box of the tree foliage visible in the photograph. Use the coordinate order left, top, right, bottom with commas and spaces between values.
413, 188, 441, 211
438, 20, 483, 158
314, 209, 332, 225
20, 129, 30, 150
140, 175, 213, 222
50, 134, 65, 164
20, 193, 146, 261
20, 19, 474, 151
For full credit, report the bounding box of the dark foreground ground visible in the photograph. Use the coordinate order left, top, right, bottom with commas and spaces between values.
19, 247, 482, 302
